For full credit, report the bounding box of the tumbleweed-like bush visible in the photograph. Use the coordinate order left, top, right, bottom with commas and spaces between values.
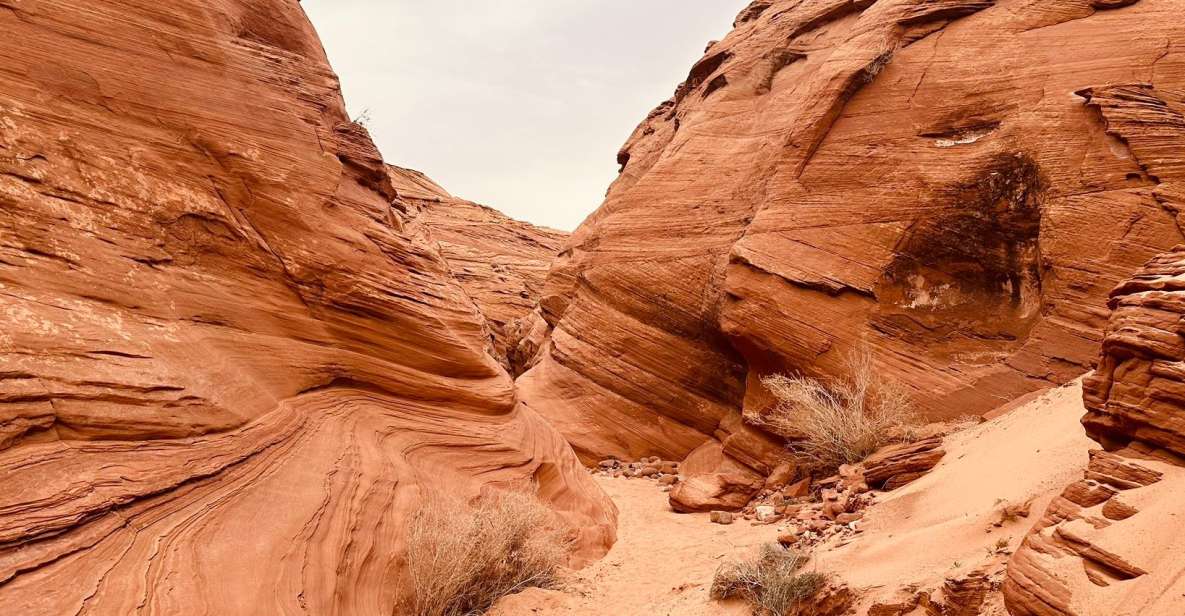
752, 351, 915, 474
405, 490, 570, 616
711, 543, 827, 615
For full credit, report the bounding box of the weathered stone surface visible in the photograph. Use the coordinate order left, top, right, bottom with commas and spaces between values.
516, 0, 1185, 482
388, 165, 567, 373
0, 2, 613, 614
1004, 449, 1182, 615
861, 437, 947, 490
1007, 253, 1185, 613
710, 510, 736, 525
1081, 252, 1185, 456
938, 571, 993, 616
669, 471, 765, 513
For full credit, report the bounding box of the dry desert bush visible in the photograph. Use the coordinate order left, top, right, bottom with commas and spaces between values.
752, 351, 915, 474
711, 543, 827, 615
404, 490, 571, 616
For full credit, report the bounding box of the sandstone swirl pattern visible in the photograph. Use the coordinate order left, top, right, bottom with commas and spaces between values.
517, 0, 1185, 481
0, 1, 613, 614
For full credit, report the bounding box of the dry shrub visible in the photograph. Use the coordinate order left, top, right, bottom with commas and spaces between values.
753, 351, 914, 474
711, 543, 826, 615
404, 490, 571, 616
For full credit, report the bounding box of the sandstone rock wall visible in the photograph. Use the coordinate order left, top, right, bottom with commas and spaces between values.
388, 165, 568, 373
1006, 248, 1185, 616
0, 1, 612, 613
517, 0, 1185, 479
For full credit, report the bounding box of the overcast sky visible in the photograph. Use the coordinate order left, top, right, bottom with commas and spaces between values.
302, 1, 749, 230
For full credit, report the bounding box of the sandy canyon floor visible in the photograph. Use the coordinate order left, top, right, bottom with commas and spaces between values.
491, 382, 1095, 615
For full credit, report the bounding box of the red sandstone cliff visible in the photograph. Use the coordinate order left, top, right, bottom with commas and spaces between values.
0, 2, 612, 613
388, 165, 568, 373
517, 0, 1185, 492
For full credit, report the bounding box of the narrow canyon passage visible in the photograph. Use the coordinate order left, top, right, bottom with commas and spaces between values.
4, 0, 1185, 613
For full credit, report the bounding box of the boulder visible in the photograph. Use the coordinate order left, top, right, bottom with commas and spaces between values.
766, 461, 797, 487
784, 477, 812, 499
936, 571, 993, 616
835, 512, 864, 525
861, 437, 946, 490
669, 472, 765, 513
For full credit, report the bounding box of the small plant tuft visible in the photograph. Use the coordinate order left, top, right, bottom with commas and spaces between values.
751, 350, 915, 474
711, 543, 826, 615
404, 490, 571, 616
987, 537, 1011, 556
353, 107, 372, 128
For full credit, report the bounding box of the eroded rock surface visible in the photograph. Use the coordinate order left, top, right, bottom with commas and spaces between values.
0, 2, 612, 614
387, 165, 567, 373
1006, 248, 1185, 616
517, 0, 1185, 480
860, 437, 947, 490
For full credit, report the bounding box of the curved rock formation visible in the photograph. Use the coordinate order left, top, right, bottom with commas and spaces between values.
0, 1, 613, 614
387, 165, 567, 373
1005, 247, 1185, 616
517, 0, 1185, 481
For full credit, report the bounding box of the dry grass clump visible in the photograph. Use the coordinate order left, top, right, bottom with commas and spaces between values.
711, 543, 827, 615
752, 351, 914, 474
404, 490, 571, 616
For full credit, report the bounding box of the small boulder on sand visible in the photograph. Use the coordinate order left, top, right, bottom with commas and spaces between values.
835, 512, 863, 525
784, 477, 811, 498
755, 505, 778, 522
669, 472, 764, 513
777, 530, 799, 546
710, 511, 734, 525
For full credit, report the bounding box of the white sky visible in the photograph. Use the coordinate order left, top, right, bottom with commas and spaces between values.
302, 1, 750, 230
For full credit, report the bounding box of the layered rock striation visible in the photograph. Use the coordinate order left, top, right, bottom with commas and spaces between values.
387, 165, 568, 373
0, 1, 612, 614
1005, 77, 1185, 614
1006, 247, 1185, 616
517, 0, 1185, 486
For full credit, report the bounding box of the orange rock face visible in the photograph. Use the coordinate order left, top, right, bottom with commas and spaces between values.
1005, 79, 1185, 613
1006, 250, 1185, 616
0, 2, 612, 614
517, 0, 1185, 477
387, 165, 567, 373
